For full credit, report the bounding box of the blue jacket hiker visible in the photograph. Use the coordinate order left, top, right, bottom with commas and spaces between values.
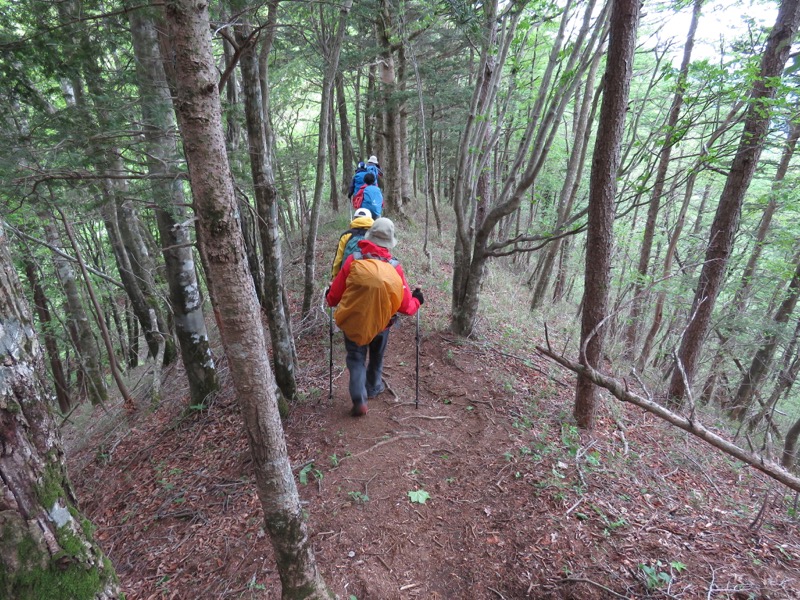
357, 172, 383, 218
348, 162, 367, 199
348, 155, 382, 198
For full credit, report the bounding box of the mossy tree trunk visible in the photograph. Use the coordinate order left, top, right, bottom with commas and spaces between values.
163, 0, 332, 597
0, 224, 120, 599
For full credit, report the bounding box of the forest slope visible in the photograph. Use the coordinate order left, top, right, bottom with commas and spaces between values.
64, 219, 800, 599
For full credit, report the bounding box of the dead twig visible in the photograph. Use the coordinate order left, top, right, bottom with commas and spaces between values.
330, 434, 420, 469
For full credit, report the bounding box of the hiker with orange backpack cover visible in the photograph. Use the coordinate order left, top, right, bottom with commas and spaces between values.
326, 218, 423, 416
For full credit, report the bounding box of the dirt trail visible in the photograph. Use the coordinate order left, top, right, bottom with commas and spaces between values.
67, 307, 800, 599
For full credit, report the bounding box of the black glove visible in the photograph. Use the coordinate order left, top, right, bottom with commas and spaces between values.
412, 288, 424, 305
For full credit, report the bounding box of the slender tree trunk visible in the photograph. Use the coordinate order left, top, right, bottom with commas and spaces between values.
0, 225, 120, 598
301, 0, 353, 317
43, 217, 108, 406
574, 0, 639, 429
336, 73, 356, 194
730, 254, 800, 420
638, 103, 746, 373
128, 6, 220, 407
236, 20, 297, 400
668, 0, 800, 404
531, 45, 601, 310
23, 257, 71, 413
734, 118, 800, 311
163, 1, 332, 596
625, 0, 702, 353
426, 124, 442, 237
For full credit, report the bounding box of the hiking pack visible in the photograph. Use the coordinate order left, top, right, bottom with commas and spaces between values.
334, 251, 403, 346
352, 184, 367, 210
341, 228, 367, 265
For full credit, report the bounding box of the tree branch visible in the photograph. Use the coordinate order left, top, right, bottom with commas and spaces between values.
535, 345, 800, 493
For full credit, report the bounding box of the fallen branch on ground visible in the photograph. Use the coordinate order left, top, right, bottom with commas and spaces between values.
536, 345, 800, 493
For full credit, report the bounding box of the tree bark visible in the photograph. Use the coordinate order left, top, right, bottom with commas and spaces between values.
624, 0, 702, 353
336, 73, 356, 196
668, 0, 800, 404
43, 217, 108, 406
0, 223, 120, 598
128, 6, 220, 407
730, 253, 800, 420
23, 257, 71, 413
235, 20, 297, 401
574, 0, 639, 429
163, 0, 332, 596
300, 0, 353, 317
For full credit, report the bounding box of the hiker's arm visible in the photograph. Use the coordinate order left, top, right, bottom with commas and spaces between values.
327, 255, 353, 306
395, 264, 421, 315
331, 233, 349, 278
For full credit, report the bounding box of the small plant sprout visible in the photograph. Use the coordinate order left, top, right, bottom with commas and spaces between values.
329, 453, 339, 467
348, 491, 369, 503
408, 489, 431, 504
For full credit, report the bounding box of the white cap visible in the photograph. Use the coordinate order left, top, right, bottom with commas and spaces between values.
354, 208, 371, 218
368, 155, 379, 164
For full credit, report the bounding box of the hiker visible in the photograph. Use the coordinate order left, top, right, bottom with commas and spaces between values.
331, 207, 374, 279
348, 154, 382, 199
355, 172, 383, 218
326, 218, 423, 416
348, 161, 367, 199
365, 155, 381, 185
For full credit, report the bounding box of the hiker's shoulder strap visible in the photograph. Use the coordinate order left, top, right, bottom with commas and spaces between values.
359, 251, 399, 268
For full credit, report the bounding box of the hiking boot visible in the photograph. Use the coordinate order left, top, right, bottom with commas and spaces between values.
367, 381, 386, 399
351, 402, 368, 417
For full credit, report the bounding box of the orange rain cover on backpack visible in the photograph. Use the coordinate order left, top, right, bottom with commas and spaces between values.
335, 255, 403, 346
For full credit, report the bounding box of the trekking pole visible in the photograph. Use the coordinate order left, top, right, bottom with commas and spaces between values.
415, 307, 420, 410
328, 306, 334, 403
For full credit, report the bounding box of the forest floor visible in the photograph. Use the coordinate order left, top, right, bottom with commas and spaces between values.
63, 220, 800, 600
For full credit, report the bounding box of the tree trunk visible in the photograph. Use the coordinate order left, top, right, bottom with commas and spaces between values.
624, 0, 702, 353
336, 73, 356, 196
43, 217, 108, 406
668, 0, 800, 404
730, 253, 800, 420
0, 224, 120, 598
23, 257, 71, 413
574, 0, 639, 429
531, 45, 601, 311
300, 0, 353, 317
128, 6, 220, 407
450, 0, 604, 335
734, 118, 800, 311
163, 1, 332, 596
638, 103, 746, 374
236, 20, 297, 401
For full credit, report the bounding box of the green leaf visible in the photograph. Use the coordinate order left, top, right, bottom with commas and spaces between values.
299, 464, 313, 485
407, 489, 431, 504
670, 561, 687, 573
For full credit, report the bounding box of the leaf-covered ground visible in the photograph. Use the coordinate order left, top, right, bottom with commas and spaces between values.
64, 226, 800, 599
